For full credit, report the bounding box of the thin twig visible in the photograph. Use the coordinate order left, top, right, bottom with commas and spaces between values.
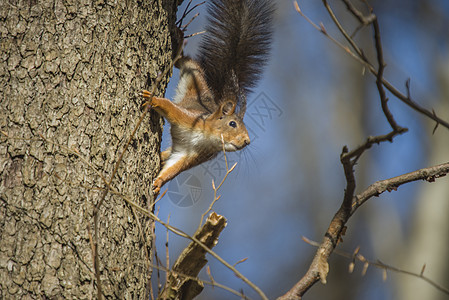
176, 0, 194, 27
198, 137, 237, 230
278, 162, 449, 300
322, 0, 364, 59
325, 0, 406, 140
341, 0, 376, 25
62, 140, 261, 299
184, 1, 206, 20
340, 131, 404, 165
294, 1, 449, 130
153, 207, 162, 297
182, 13, 199, 31
149, 212, 157, 300
177, 1, 206, 28
149, 189, 168, 211
90, 182, 268, 300
372, 16, 403, 132
184, 30, 206, 39
352, 162, 449, 213
302, 237, 449, 295
165, 215, 170, 284
294, 1, 367, 66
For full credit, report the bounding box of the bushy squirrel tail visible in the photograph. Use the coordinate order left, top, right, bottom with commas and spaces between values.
198, 0, 275, 106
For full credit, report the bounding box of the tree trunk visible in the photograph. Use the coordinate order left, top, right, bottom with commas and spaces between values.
0, 1, 177, 298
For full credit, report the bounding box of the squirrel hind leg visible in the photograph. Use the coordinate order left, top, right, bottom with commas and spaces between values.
160, 147, 172, 164
152, 151, 197, 195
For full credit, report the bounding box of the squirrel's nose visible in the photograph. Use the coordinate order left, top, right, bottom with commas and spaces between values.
244, 137, 250, 146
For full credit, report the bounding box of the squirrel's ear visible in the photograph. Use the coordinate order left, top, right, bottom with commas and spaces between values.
220, 101, 236, 116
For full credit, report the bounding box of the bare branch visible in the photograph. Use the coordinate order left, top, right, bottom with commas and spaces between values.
322, 0, 364, 59
198, 137, 237, 230
280, 8, 449, 297
341, 131, 404, 165
294, 1, 449, 130
106, 184, 268, 299
278, 162, 449, 300
372, 16, 405, 132
302, 237, 449, 296
176, 0, 206, 29
160, 212, 227, 299
341, 0, 376, 25
352, 162, 449, 213
166, 215, 171, 285
294, 1, 365, 65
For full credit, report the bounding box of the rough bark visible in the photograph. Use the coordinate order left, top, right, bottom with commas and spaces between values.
0, 0, 177, 298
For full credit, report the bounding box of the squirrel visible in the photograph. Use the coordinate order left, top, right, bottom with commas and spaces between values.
143, 0, 274, 195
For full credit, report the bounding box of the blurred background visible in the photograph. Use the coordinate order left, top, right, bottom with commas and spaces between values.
154, 0, 449, 299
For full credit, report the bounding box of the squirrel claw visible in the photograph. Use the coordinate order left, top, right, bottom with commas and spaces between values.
152, 186, 160, 196
142, 90, 152, 99
152, 178, 163, 196
142, 90, 156, 108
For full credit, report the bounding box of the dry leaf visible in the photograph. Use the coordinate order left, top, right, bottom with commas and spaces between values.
361, 262, 369, 276
348, 262, 355, 274
207, 266, 215, 283
294, 1, 301, 13
233, 257, 248, 267
318, 249, 329, 284
320, 23, 327, 34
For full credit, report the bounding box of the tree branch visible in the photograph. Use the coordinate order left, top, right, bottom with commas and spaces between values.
352, 162, 449, 214
295, 0, 449, 130
278, 162, 449, 300
302, 237, 449, 296
160, 212, 227, 300
279, 7, 449, 297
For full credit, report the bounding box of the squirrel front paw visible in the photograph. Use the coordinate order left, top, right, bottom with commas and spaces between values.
142, 90, 155, 107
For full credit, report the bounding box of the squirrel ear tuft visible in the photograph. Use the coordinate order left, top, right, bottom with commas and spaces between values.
221, 101, 236, 115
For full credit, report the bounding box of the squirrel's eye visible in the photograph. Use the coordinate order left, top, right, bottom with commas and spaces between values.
229, 121, 237, 128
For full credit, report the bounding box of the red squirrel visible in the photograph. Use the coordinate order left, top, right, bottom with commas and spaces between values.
143, 0, 274, 195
